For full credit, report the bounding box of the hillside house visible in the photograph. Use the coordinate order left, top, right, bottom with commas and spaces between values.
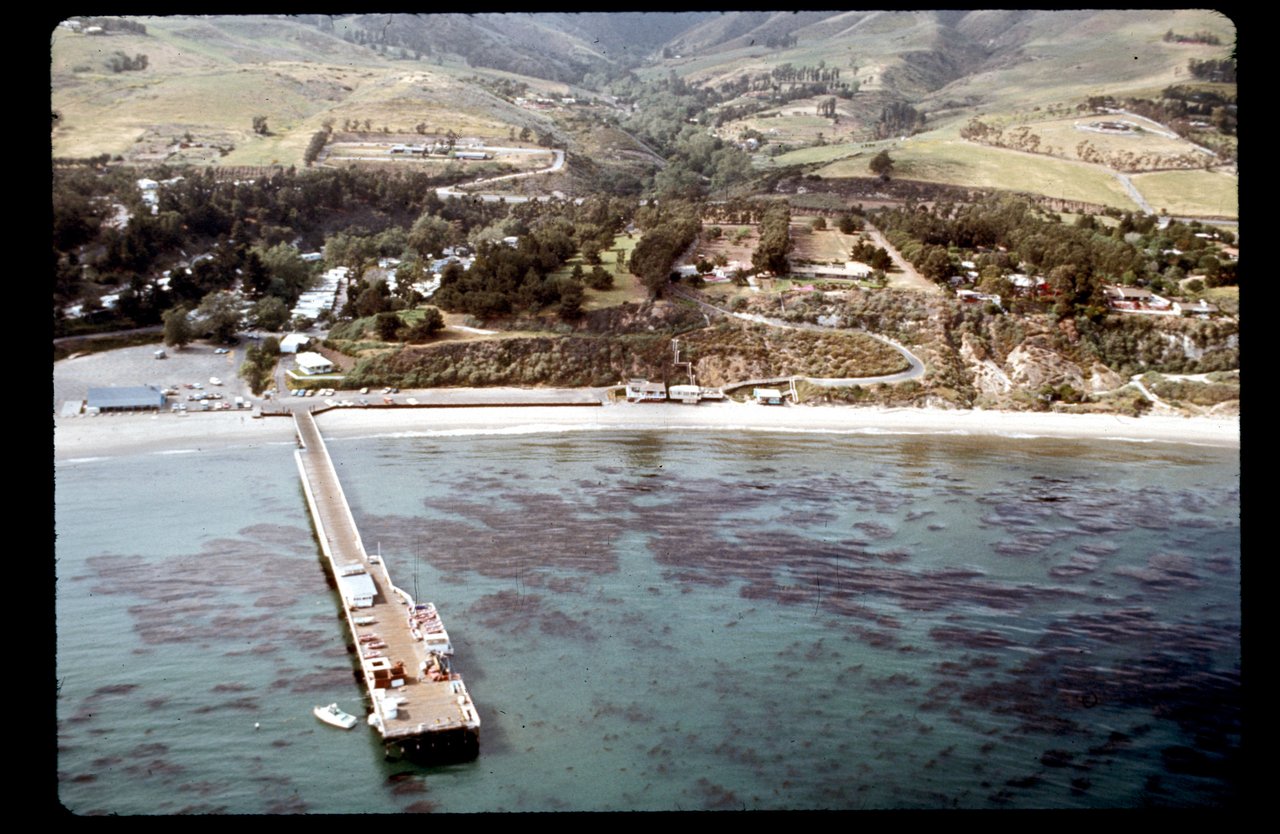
1009, 274, 1052, 298
1173, 299, 1220, 318
956, 289, 1002, 308
1104, 286, 1174, 313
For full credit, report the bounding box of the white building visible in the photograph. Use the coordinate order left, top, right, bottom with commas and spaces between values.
295, 352, 334, 375
280, 333, 311, 354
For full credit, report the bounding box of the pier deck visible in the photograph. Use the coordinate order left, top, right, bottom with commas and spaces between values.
293, 409, 480, 758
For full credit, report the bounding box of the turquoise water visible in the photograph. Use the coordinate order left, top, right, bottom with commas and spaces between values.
56, 429, 1241, 812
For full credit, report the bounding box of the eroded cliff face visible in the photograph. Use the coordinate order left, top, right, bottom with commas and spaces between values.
938, 307, 1239, 412
1004, 344, 1086, 391
959, 332, 1012, 396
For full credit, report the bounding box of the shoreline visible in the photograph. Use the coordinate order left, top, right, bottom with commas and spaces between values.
53, 398, 1240, 461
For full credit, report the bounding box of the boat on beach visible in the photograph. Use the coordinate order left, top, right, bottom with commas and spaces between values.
314, 702, 358, 730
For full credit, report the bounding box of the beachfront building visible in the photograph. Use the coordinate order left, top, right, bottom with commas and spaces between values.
625, 379, 667, 402
753, 388, 785, 405
86, 386, 167, 412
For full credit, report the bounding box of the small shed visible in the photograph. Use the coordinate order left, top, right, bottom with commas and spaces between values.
279, 333, 311, 354
753, 387, 784, 405
336, 564, 376, 609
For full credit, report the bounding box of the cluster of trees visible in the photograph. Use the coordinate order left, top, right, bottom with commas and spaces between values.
628, 199, 702, 297
877, 198, 1237, 317
960, 120, 1056, 156
770, 62, 845, 86
52, 164, 476, 333
849, 239, 892, 271
468, 75, 529, 102
703, 198, 773, 226
430, 223, 583, 319
1163, 29, 1221, 45
303, 124, 332, 166
1074, 139, 1209, 173
875, 102, 925, 139
751, 202, 792, 274
371, 308, 445, 343
106, 51, 148, 72
1187, 57, 1235, 83
240, 336, 281, 394
608, 72, 757, 198
75, 16, 147, 34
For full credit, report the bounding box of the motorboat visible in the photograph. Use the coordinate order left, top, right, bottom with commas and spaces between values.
314, 702, 358, 730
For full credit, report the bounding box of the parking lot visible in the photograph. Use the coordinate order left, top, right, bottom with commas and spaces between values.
54, 341, 253, 415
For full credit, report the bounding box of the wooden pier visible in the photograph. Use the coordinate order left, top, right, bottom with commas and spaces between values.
293, 409, 480, 760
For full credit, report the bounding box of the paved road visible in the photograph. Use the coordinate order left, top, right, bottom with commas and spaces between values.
1115, 172, 1154, 214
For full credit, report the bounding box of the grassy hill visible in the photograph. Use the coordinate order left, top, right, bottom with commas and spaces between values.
53, 16, 600, 167
52, 11, 1236, 214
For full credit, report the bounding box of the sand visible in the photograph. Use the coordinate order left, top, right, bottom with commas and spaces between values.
53, 396, 1240, 461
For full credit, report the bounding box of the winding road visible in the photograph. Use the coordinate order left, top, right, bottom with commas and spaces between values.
669, 285, 926, 387
436, 147, 566, 203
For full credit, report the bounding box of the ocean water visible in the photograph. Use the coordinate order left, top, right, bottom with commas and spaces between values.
55, 427, 1241, 812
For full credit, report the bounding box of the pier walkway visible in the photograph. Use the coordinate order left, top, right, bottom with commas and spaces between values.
293, 409, 480, 759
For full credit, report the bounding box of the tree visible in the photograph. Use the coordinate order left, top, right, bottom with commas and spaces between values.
838, 213, 862, 234
587, 265, 614, 290
811, 216, 827, 231
404, 307, 445, 342
408, 212, 454, 258
162, 306, 192, 349
354, 284, 392, 318
869, 150, 894, 180
196, 291, 245, 344
252, 115, 269, 136
259, 243, 312, 300
375, 311, 402, 341
557, 280, 584, 321
251, 296, 290, 331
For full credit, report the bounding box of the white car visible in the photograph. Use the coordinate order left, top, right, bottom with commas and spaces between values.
210, 377, 222, 386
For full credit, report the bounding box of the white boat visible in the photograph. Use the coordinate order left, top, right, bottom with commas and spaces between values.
314, 702, 358, 730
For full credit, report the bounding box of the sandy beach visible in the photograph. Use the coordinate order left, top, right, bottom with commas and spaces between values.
53, 397, 1240, 461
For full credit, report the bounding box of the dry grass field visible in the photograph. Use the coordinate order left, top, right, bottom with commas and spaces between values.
789, 219, 860, 263
817, 134, 1141, 209
685, 225, 759, 268
1130, 169, 1238, 218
